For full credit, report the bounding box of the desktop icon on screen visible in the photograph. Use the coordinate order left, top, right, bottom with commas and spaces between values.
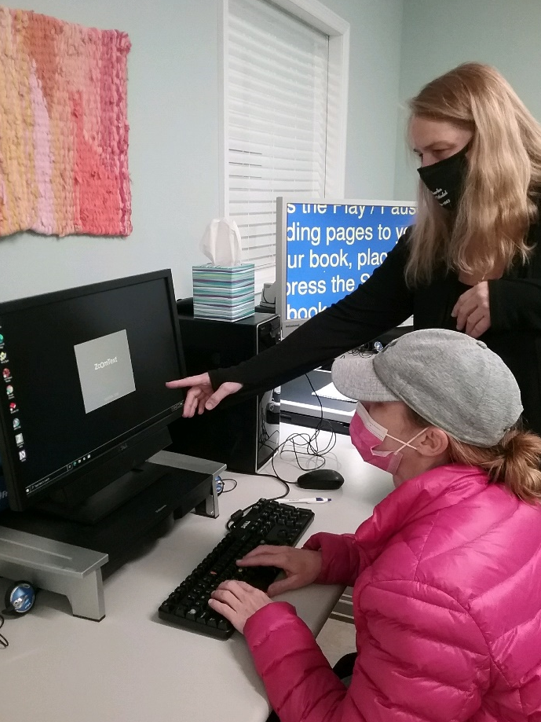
6, 385, 13, 397
12, 418, 20, 430
9, 402, 17, 413
0, 333, 4, 345
3, 368, 11, 380
15, 433, 23, 446
18, 449, 26, 461
0, 352, 7, 362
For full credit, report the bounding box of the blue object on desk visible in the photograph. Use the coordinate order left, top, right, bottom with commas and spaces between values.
4, 581, 36, 615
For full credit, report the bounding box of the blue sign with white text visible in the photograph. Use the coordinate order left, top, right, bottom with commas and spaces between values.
284, 201, 415, 320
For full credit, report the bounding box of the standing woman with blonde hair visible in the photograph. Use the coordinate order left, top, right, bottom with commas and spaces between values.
168, 63, 541, 435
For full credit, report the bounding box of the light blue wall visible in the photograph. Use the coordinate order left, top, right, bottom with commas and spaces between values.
395, 0, 541, 200
7, 2, 540, 302
0, 0, 222, 302
0, 0, 404, 302
324, 0, 404, 199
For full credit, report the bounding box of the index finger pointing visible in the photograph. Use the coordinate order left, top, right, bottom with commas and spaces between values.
166, 374, 207, 389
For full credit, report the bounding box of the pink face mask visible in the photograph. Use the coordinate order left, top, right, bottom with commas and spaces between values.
349, 402, 427, 475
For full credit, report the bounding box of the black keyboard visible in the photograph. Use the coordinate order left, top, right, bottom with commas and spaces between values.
158, 498, 315, 639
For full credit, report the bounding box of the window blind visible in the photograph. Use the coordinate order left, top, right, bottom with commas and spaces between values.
226, 0, 330, 288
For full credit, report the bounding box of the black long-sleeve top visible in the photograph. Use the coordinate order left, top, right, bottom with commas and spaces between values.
209, 223, 541, 436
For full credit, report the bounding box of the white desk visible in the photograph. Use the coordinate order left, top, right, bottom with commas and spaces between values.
0, 425, 393, 722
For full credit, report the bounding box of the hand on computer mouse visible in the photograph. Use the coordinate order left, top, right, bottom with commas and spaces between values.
166, 374, 243, 417
237, 546, 322, 596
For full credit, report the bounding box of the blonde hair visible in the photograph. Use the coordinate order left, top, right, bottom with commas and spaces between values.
447, 429, 541, 502
407, 408, 541, 503
406, 62, 541, 285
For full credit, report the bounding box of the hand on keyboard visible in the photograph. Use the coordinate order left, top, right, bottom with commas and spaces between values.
237, 545, 323, 597
209, 580, 273, 633
157, 499, 315, 639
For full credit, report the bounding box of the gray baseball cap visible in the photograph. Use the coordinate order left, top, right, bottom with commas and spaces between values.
332, 329, 523, 447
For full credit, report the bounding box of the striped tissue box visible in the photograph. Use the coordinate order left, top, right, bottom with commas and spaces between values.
192, 264, 255, 322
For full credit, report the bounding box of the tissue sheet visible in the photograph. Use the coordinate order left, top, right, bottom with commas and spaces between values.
200, 219, 242, 266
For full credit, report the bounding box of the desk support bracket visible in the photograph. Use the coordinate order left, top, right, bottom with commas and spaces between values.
0, 527, 108, 621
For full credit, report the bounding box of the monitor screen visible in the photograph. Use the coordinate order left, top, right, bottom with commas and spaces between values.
276, 198, 416, 337
0, 270, 186, 512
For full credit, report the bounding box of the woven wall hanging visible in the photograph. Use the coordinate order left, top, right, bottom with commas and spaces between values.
0, 7, 131, 237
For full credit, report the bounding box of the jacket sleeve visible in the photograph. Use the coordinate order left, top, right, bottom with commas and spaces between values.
244, 580, 490, 722
489, 278, 541, 331
303, 532, 365, 587
209, 235, 414, 394
488, 228, 541, 332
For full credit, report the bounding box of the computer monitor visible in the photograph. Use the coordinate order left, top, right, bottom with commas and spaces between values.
0, 270, 186, 518
276, 198, 416, 337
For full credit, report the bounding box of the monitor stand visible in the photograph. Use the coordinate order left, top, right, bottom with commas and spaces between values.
0, 452, 222, 619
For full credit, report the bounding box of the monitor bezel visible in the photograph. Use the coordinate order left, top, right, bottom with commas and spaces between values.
275, 197, 417, 337
0, 269, 186, 512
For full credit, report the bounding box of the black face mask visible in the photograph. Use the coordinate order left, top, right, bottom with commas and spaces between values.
417, 144, 470, 211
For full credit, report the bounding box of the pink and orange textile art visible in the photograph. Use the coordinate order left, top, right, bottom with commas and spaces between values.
0, 7, 132, 237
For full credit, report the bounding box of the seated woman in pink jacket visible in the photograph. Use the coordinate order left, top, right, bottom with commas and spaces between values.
209, 328, 541, 722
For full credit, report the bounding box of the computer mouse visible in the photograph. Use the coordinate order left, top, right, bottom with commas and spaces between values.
297, 469, 345, 490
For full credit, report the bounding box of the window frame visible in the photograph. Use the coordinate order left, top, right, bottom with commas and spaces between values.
219, 0, 350, 280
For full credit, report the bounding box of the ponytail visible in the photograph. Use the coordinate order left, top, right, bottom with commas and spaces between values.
406, 405, 541, 502
447, 427, 541, 502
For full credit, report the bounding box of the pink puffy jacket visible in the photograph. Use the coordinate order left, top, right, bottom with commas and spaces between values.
244, 464, 541, 722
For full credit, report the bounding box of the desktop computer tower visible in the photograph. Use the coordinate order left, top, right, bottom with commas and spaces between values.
168, 310, 281, 474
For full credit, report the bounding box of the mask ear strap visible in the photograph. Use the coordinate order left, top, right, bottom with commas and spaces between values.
387, 427, 429, 452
